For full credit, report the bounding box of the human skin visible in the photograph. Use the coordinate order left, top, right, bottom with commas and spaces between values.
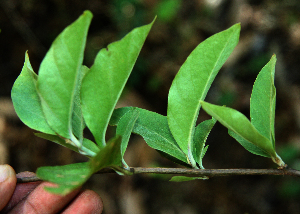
0, 165, 103, 214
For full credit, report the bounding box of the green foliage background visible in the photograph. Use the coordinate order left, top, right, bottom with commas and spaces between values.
1, 0, 300, 213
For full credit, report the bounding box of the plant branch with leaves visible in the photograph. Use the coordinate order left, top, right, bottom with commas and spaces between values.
10, 10, 295, 195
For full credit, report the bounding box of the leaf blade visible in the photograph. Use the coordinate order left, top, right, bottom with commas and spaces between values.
81, 20, 154, 147
35, 133, 99, 156
36, 162, 91, 195
192, 118, 216, 168
71, 65, 89, 141
11, 52, 55, 135
116, 108, 140, 168
110, 107, 189, 165
36, 136, 124, 195
228, 130, 270, 157
89, 136, 124, 173
250, 55, 276, 146
167, 24, 241, 164
37, 11, 92, 139
201, 101, 276, 158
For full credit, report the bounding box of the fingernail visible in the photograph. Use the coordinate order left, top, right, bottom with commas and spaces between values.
0, 165, 12, 183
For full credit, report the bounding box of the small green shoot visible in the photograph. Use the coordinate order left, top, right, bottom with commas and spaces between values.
201, 55, 285, 167
11, 10, 288, 194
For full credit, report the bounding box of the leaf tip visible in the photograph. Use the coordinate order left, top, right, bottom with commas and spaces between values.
152, 16, 157, 23
271, 54, 277, 62
83, 10, 93, 19
231, 23, 241, 33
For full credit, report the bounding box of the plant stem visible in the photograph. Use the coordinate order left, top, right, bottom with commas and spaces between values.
16, 167, 300, 183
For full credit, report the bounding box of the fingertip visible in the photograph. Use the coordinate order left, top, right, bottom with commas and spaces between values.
0, 164, 17, 210
0, 164, 16, 183
82, 190, 103, 213
62, 190, 103, 214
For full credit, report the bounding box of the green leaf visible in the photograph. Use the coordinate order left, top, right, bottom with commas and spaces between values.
192, 118, 216, 168
250, 55, 276, 146
81, 19, 155, 147
110, 107, 189, 165
116, 108, 139, 168
169, 176, 208, 182
167, 24, 240, 166
109, 107, 132, 125
36, 136, 125, 195
201, 145, 209, 161
82, 138, 100, 156
11, 52, 55, 135
35, 133, 78, 152
228, 130, 270, 157
201, 101, 275, 157
35, 133, 99, 157
37, 11, 92, 140
201, 101, 286, 166
89, 136, 125, 173
71, 65, 89, 141
36, 162, 91, 195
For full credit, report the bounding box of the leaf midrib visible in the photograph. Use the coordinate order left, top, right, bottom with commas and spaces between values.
187, 32, 237, 155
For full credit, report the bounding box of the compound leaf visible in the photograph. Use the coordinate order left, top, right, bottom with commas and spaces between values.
11, 52, 55, 135
37, 11, 92, 140
81, 20, 154, 147
167, 24, 240, 166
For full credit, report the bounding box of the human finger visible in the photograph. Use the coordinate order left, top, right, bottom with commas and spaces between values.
8, 182, 80, 214
1, 172, 41, 213
61, 190, 103, 214
0, 165, 17, 211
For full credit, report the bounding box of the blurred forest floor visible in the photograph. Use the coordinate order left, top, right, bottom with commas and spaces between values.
1, 0, 300, 213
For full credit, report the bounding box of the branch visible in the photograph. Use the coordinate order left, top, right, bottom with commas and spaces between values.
16, 167, 300, 183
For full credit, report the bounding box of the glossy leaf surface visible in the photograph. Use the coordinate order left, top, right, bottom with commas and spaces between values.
167, 24, 240, 165
81, 20, 154, 147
